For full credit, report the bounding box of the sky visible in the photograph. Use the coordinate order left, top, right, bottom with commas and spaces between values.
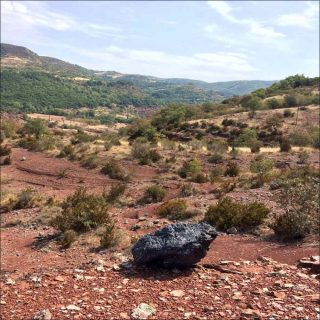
1, 1, 319, 82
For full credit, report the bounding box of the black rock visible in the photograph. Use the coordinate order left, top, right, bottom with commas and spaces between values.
131, 222, 217, 268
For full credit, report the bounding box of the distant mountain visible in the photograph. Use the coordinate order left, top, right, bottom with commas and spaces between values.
1, 43, 93, 77
0, 43, 276, 111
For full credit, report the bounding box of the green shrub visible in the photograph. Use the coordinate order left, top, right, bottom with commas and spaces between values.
236, 128, 258, 147
2, 156, 11, 165
141, 185, 166, 204
51, 188, 111, 233
1, 120, 18, 138
271, 177, 319, 240
283, 109, 294, 118
289, 130, 312, 147
57, 144, 75, 159
60, 230, 77, 248
250, 140, 261, 153
206, 139, 228, 154
250, 157, 274, 187
297, 151, 309, 165
0, 144, 11, 156
18, 134, 57, 152
101, 160, 130, 181
100, 224, 116, 248
131, 142, 161, 165
81, 155, 99, 169
204, 197, 270, 231
191, 172, 208, 183
208, 153, 223, 164
104, 183, 127, 203
155, 199, 191, 220
178, 158, 201, 178
209, 166, 224, 182
224, 162, 240, 177
22, 118, 48, 138
279, 138, 292, 152
180, 183, 197, 197
266, 98, 281, 109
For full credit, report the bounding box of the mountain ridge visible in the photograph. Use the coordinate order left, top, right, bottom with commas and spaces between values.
1, 43, 275, 97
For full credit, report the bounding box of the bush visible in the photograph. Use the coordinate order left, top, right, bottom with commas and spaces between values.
178, 158, 201, 178
283, 109, 294, 118
81, 155, 99, 169
180, 183, 197, 197
0, 188, 41, 213
236, 128, 258, 147
224, 162, 240, 177
289, 130, 312, 147
191, 172, 208, 183
18, 135, 57, 152
104, 183, 127, 203
155, 199, 191, 220
57, 144, 75, 159
297, 151, 309, 165
101, 160, 130, 181
61, 230, 77, 248
208, 153, 223, 164
52, 188, 111, 233
131, 142, 161, 165
141, 185, 166, 204
265, 114, 283, 129
271, 177, 319, 240
206, 139, 228, 154
284, 94, 298, 107
2, 156, 11, 165
250, 157, 274, 187
279, 138, 292, 152
100, 224, 116, 248
250, 140, 261, 153
0, 144, 11, 156
266, 98, 281, 109
204, 197, 270, 231
209, 166, 224, 182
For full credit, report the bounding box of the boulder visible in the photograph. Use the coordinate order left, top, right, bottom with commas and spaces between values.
131, 222, 217, 268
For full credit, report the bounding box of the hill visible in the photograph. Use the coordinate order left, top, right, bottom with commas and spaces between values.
1, 43, 277, 112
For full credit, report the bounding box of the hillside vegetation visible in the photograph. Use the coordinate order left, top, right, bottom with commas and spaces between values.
1, 43, 275, 111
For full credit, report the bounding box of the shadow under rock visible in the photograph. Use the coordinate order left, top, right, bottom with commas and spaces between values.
117, 260, 195, 281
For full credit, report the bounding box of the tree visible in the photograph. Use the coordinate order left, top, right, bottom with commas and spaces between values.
23, 118, 47, 138
241, 96, 263, 113
266, 98, 281, 109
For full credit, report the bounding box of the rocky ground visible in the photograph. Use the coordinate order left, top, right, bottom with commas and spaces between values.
1, 148, 320, 319
1, 255, 319, 320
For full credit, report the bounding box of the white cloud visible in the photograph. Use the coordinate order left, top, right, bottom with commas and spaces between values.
67, 45, 255, 81
1, 1, 122, 38
277, 1, 319, 29
207, 1, 285, 40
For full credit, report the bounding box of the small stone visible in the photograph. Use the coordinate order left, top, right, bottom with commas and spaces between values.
54, 276, 65, 282
272, 291, 286, 300
241, 308, 261, 318
96, 266, 105, 272
138, 216, 147, 221
112, 265, 121, 271
5, 278, 15, 285
170, 290, 185, 297
120, 312, 130, 319
21, 156, 26, 161
0, 301, 6, 305
131, 303, 156, 320
66, 305, 80, 311
33, 309, 52, 320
